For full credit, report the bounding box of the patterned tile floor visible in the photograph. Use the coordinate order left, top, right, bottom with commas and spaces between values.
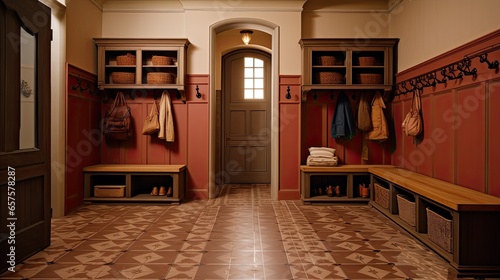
0, 184, 482, 279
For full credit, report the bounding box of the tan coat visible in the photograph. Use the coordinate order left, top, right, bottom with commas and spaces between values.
367, 91, 388, 141
158, 90, 175, 142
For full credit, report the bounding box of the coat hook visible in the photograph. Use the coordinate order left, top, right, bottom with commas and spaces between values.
313, 90, 318, 100
330, 91, 334, 100
479, 52, 499, 69
196, 85, 202, 99
285, 86, 291, 99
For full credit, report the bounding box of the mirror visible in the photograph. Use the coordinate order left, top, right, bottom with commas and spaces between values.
20, 27, 36, 149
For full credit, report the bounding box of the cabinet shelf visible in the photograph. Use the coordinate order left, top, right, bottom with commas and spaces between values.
299, 38, 398, 101
95, 38, 189, 102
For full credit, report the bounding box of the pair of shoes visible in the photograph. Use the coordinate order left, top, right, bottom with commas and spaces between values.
151, 186, 159, 196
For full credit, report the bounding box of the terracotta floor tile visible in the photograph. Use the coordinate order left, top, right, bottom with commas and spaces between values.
0, 184, 457, 280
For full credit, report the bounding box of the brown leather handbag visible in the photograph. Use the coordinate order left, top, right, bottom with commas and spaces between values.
102, 92, 132, 140
402, 89, 423, 137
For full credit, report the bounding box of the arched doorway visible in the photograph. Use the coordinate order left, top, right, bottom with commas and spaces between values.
209, 19, 280, 199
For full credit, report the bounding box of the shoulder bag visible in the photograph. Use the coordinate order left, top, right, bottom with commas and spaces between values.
402, 89, 423, 137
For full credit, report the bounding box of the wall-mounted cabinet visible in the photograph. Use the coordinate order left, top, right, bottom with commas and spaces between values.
94, 38, 190, 101
299, 38, 398, 101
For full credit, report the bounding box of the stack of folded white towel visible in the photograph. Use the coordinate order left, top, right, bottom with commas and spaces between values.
307, 147, 338, 166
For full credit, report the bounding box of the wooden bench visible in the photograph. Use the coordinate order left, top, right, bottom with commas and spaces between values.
300, 165, 394, 203
83, 164, 186, 204
369, 167, 500, 279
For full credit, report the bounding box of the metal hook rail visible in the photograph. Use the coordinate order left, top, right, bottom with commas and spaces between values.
394, 44, 500, 96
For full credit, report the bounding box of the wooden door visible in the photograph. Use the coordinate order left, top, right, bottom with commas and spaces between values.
0, 0, 52, 272
222, 50, 271, 184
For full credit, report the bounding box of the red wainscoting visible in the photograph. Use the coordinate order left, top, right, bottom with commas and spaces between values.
392, 29, 500, 196
65, 64, 101, 214
279, 75, 302, 199
100, 75, 210, 200
302, 90, 393, 166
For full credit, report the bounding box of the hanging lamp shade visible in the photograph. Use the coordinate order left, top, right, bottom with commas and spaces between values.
240, 30, 253, 45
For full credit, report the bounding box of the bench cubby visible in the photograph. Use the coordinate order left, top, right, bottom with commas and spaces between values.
300, 165, 391, 203
83, 164, 186, 204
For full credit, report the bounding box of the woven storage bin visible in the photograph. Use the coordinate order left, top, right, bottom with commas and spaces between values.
427, 208, 453, 253
374, 183, 389, 209
152, 55, 173, 65
111, 72, 135, 84
358, 56, 377, 66
314, 71, 344, 84
94, 185, 125, 198
316, 56, 338, 66
397, 194, 416, 227
116, 53, 136, 65
356, 73, 383, 84
147, 72, 175, 84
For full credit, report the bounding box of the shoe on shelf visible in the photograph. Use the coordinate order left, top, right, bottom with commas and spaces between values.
326, 185, 334, 197
151, 186, 159, 196
159, 186, 166, 196
335, 185, 341, 197
166, 186, 173, 197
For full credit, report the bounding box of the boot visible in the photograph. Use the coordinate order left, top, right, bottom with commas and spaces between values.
326, 185, 334, 197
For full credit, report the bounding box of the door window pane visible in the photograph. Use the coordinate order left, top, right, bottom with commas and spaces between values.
243, 57, 264, 99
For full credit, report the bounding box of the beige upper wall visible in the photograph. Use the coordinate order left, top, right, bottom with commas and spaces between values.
66, 0, 102, 74
100, 1, 303, 75
67, 0, 500, 76
389, 0, 500, 72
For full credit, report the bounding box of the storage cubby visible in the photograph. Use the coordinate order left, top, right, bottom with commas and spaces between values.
130, 174, 174, 198
95, 38, 190, 101
299, 38, 398, 101
83, 164, 186, 204
300, 165, 389, 203
310, 174, 348, 197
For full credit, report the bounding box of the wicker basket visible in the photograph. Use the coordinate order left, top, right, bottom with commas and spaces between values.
147, 72, 175, 84
356, 73, 383, 84
374, 183, 389, 209
397, 194, 415, 227
358, 56, 377, 66
426, 208, 453, 253
116, 53, 136, 65
111, 72, 135, 84
152, 55, 173, 66
316, 56, 339, 66
314, 71, 344, 84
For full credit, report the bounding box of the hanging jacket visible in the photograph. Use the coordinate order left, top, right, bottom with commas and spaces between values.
357, 92, 372, 132
158, 90, 175, 142
331, 92, 356, 139
367, 91, 388, 141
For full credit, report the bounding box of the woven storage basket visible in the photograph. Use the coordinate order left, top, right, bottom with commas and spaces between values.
152, 55, 173, 66
116, 53, 136, 65
111, 72, 135, 84
374, 183, 389, 209
397, 194, 415, 227
426, 208, 453, 253
358, 56, 377, 66
147, 72, 175, 84
316, 56, 338, 66
315, 71, 344, 84
356, 73, 383, 84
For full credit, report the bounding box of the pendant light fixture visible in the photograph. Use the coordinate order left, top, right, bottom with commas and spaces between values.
240, 30, 253, 45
